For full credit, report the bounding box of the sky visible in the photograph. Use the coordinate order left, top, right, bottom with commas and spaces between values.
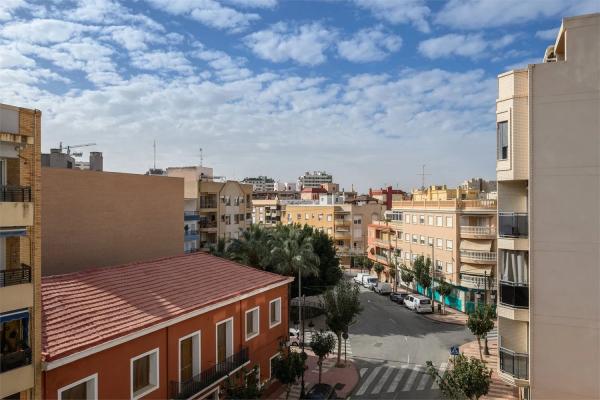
1, 0, 598, 192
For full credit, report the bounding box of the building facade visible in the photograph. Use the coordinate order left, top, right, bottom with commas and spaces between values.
368, 186, 408, 210
367, 186, 497, 313
41, 168, 183, 275
167, 167, 252, 252
242, 176, 275, 192
495, 14, 600, 399
41, 252, 292, 400
297, 171, 333, 189
0, 103, 42, 399
251, 199, 282, 227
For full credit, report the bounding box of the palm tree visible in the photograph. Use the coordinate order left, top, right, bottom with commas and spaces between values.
227, 225, 272, 269
208, 237, 228, 258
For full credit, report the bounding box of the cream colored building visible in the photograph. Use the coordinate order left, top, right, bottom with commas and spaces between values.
167, 166, 252, 251
368, 186, 497, 313
0, 103, 41, 399
281, 194, 383, 264
252, 199, 282, 227
495, 14, 599, 399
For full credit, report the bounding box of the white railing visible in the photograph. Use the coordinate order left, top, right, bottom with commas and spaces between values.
460, 226, 496, 236
460, 250, 496, 262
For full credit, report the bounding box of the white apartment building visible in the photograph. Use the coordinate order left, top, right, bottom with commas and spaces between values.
297, 171, 333, 189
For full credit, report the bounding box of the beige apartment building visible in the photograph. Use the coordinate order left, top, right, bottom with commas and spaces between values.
0, 103, 41, 399
281, 194, 383, 264
167, 166, 253, 251
252, 198, 282, 226
495, 14, 600, 400
367, 186, 497, 313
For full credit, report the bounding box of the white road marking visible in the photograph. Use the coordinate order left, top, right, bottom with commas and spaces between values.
387, 366, 407, 393
416, 367, 432, 390
355, 366, 382, 396
371, 366, 393, 394
401, 366, 420, 391
431, 362, 448, 389
359, 368, 368, 378
404, 336, 408, 342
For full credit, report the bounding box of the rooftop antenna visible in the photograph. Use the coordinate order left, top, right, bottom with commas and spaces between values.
153, 140, 157, 170
417, 164, 431, 190
199, 147, 203, 167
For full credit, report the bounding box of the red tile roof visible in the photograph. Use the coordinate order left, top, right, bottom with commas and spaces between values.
42, 252, 292, 362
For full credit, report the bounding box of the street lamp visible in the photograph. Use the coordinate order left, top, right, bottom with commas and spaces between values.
430, 243, 436, 313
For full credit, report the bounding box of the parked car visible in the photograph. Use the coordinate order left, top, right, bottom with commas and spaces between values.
353, 273, 368, 285
404, 295, 433, 313
389, 291, 408, 304
288, 328, 303, 346
362, 276, 378, 289
374, 282, 392, 295
305, 383, 337, 399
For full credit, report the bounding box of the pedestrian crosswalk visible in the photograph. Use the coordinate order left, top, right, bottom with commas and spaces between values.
352, 362, 448, 398
487, 326, 498, 339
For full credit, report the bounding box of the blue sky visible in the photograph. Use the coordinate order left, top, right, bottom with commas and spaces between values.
1, 0, 598, 191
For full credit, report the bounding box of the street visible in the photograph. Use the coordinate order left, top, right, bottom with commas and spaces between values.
347, 284, 475, 399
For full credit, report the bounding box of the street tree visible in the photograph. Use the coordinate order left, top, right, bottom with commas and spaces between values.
224, 365, 263, 399
426, 355, 492, 400
309, 330, 336, 383
400, 268, 414, 290
436, 279, 454, 314
373, 263, 384, 280
413, 256, 432, 294
467, 305, 495, 360
322, 280, 362, 366
227, 224, 272, 270
271, 351, 306, 400
388, 267, 397, 288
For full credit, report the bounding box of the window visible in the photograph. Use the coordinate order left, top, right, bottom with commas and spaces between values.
405, 214, 410, 224
446, 262, 453, 273
245, 307, 260, 341
305, 213, 309, 220
436, 238, 443, 249
446, 240, 453, 250
436, 216, 443, 226
336, 240, 344, 246
405, 233, 410, 242
216, 318, 233, 363
131, 349, 159, 400
411, 254, 417, 262
58, 374, 98, 400
419, 215, 425, 224
327, 228, 332, 235
412, 215, 417, 224
436, 260, 443, 272
497, 121, 508, 160
428, 237, 434, 246
296, 213, 301, 220
420, 235, 425, 245
269, 298, 282, 328
287, 214, 292, 222
327, 214, 332, 222
446, 216, 453, 227
404, 252, 410, 260
269, 353, 280, 380
179, 332, 200, 386
318, 213, 323, 221
353, 217, 362, 225
412, 234, 418, 244
428, 215, 434, 225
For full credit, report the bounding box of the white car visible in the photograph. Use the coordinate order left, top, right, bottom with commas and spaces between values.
362, 276, 378, 288
404, 295, 433, 313
353, 273, 368, 285
374, 282, 392, 295
288, 328, 303, 346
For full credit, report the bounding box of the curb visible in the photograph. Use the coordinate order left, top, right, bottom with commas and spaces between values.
422, 313, 467, 326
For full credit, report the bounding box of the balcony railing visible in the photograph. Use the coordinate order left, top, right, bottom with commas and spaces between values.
499, 213, 528, 238
184, 211, 201, 221
0, 347, 32, 373
170, 348, 249, 399
460, 250, 496, 262
499, 347, 528, 380
0, 264, 31, 287
184, 248, 200, 254
199, 201, 217, 209
499, 281, 529, 308
198, 220, 217, 229
460, 226, 496, 236
460, 273, 496, 289
0, 185, 32, 202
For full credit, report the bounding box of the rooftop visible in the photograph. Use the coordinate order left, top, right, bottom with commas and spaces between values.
42, 252, 292, 363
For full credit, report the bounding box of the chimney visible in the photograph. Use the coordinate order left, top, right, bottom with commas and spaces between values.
89, 152, 103, 171
386, 185, 393, 210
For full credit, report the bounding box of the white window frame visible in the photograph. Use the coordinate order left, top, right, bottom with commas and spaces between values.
178, 331, 201, 390
428, 215, 434, 225
419, 215, 425, 225
130, 348, 159, 400
245, 306, 260, 341
428, 237, 434, 246
404, 233, 409, 242
405, 213, 410, 224
269, 353, 280, 380
58, 373, 98, 400
446, 216, 453, 227
269, 297, 282, 328
436, 238, 443, 249
420, 235, 425, 245
412, 215, 417, 224
436, 216, 443, 226
446, 262, 453, 273
215, 317, 234, 362
412, 234, 418, 244
446, 240, 453, 250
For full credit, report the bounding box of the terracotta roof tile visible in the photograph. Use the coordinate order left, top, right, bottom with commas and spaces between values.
42, 252, 291, 362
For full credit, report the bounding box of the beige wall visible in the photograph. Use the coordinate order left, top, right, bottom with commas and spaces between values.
42, 168, 183, 275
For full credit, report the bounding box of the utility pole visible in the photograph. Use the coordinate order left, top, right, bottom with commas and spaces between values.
153, 140, 157, 170
430, 243, 436, 313
484, 270, 490, 356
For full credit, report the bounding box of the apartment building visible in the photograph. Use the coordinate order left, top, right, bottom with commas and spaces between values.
297, 171, 333, 189
0, 103, 41, 399
281, 194, 383, 264
367, 186, 497, 313
368, 186, 408, 210
495, 14, 600, 399
42, 168, 183, 275
42, 149, 103, 171
252, 199, 282, 227
167, 167, 253, 252
242, 176, 275, 192
41, 252, 292, 399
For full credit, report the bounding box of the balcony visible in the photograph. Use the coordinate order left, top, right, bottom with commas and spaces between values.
0, 186, 31, 202
372, 238, 391, 248
1, 347, 32, 373
199, 200, 217, 210
499, 213, 528, 238
198, 220, 217, 229
0, 265, 31, 288
184, 211, 201, 221
170, 348, 249, 399
334, 230, 350, 239
460, 273, 496, 290
460, 226, 496, 239
499, 347, 528, 380
0, 186, 33, 228
499, 281, 529, 308
184, 230, 199, 241
460, 250, 496, 263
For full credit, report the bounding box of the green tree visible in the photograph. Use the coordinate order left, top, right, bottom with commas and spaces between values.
413, 256, 432, 294
364, 257, 374, 272
322, 280, 362, 366
208, 237, 228, 257
373, 263, 385, 280
426, 355, 492, 400
309, 330, 336, 384
227, 225, 272, 269
272, 351, 306, 400
467, 305, 495, 360
301, 225, 342, 296
400, 268, 414, 290
436, 279, 454, 314
224, 365, 263, 399
388, 267, 397, 288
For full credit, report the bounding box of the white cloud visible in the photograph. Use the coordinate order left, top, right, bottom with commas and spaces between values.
130, 50, 195, 75
224, 0, 277, 8
337, 26, 401, 63
0, 19, 95, 44
0, 0, 27, 21
102, 26, 182, 51
62, 0, 165, 30
535, 28, 558, 41
354, 0, 430, 33
193, 48, 252, 81
146, 0, 260, 32
418, 33, 517, 60
244, 22, 335, 66
505, 57, 539, 71
435, 0, 599, 30
0, 43, 36, 68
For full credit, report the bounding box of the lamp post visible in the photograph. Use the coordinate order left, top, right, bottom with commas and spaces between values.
430, 243, 435, 313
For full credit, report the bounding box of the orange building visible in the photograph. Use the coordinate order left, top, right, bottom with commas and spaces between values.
41, 253, 292, 400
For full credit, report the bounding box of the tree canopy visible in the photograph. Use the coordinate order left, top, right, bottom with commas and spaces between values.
426, 355, 492, 400
309, 330, 336, 383
467, 304, 495, 360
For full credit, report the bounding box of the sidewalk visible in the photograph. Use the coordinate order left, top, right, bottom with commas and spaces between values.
264, 348, 359, 400
423, 306, 469, 325
459, 339, 518, 400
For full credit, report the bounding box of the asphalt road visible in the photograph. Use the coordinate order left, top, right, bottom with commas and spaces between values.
347, 284, 474, 399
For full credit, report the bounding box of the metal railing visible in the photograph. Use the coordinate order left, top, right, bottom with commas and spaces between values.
460, 250, 496, 262
199, 201, 217, 209
0, 264, 31, 287
499, 212, 528, 238
499, 347, 528, 380
0, 347, 32, 372
184, 211, 201, 220
170, 348, 249, 399
184, 248, 200, 254
198, 220, 217, 229
460, 273, 496, 289
499, 281, 529, 308
0, 185, 32, 202
460, 226, 496, 236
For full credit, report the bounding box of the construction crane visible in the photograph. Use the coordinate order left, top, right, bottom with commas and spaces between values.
58, 142, 96, 156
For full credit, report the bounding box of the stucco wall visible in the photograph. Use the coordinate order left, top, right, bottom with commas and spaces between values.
41, 168, 183, 275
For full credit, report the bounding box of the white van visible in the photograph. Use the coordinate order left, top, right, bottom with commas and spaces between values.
362, 276, 378, 288
404, 295, 433, 313
353, 273, 368, 285
374, 282, 392, 295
